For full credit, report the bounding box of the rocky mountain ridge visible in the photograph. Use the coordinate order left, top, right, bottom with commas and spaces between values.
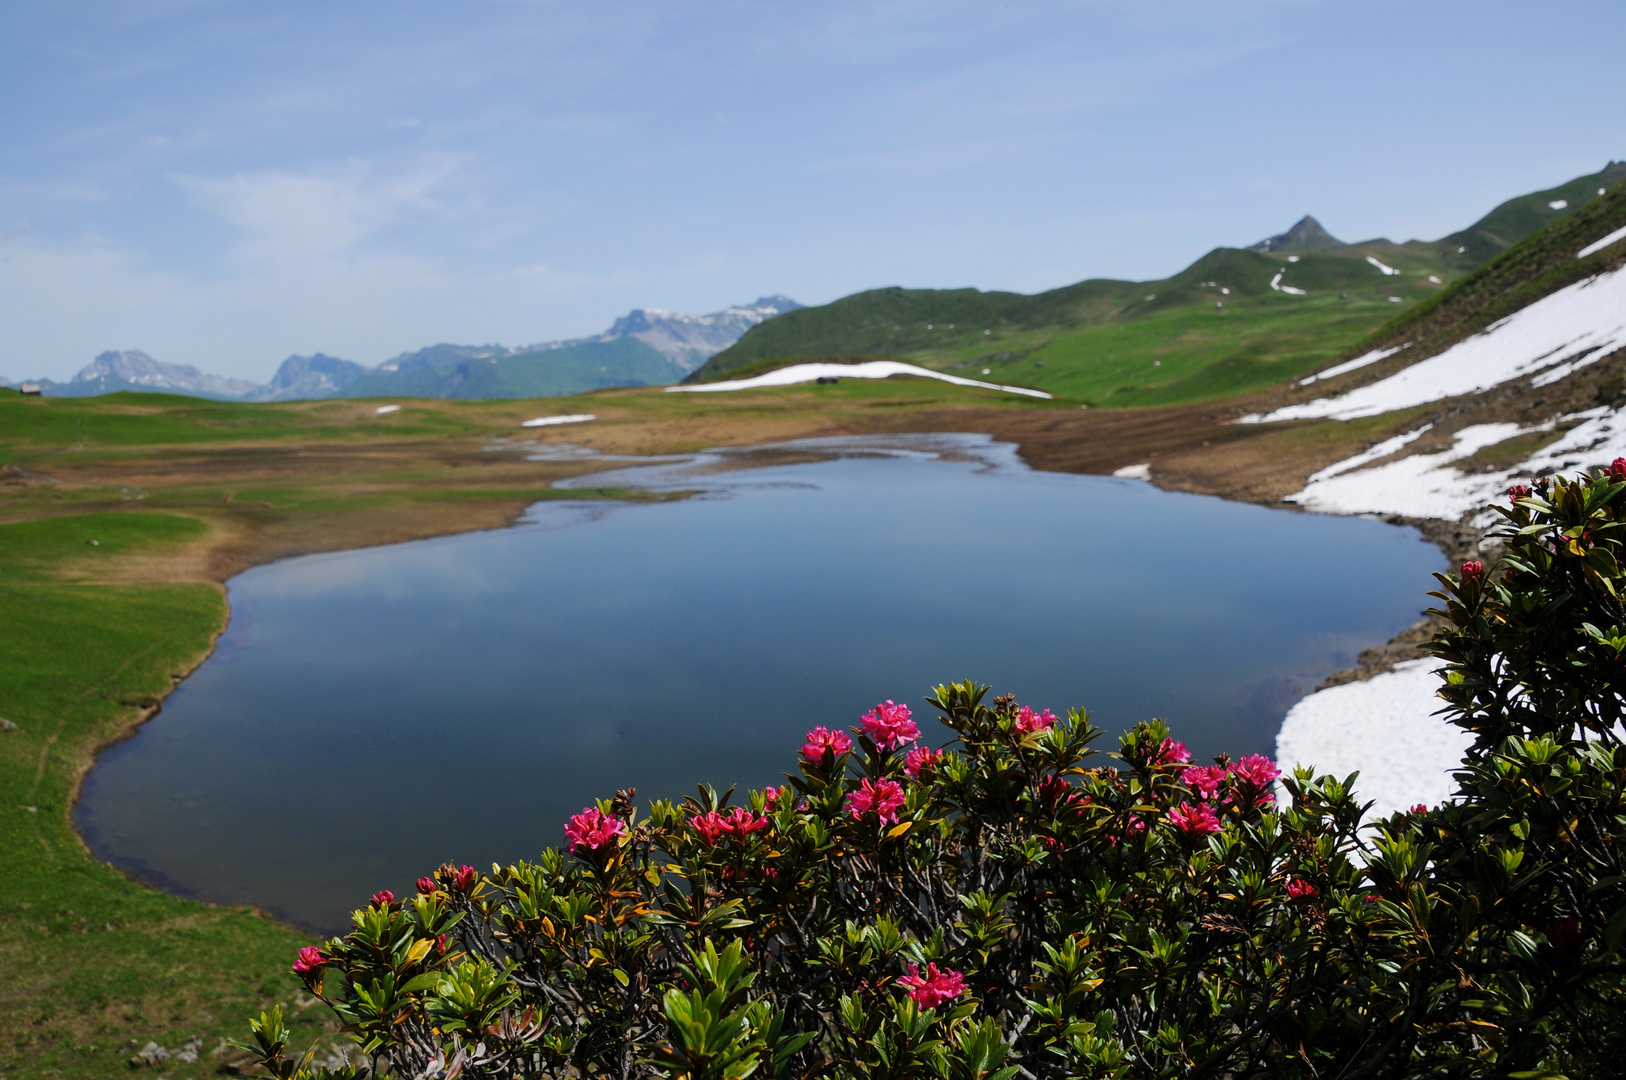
17, 297, 800, 402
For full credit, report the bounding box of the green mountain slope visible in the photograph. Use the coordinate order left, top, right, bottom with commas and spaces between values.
693, 165, 1622, 407
1439, 161, 1626, 270
340, 338, 685, 400
693, 240, 1452, 406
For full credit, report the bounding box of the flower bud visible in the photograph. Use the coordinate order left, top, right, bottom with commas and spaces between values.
1460, 560, 1484, 584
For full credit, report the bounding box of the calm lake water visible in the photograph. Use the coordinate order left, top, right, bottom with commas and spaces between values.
77, 435, 1442, 931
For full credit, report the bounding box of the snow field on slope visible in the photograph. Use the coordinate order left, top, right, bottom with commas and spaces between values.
1244, 267, 1626, 423
1275, 659, 1469, 821
665, 361, 1053, 399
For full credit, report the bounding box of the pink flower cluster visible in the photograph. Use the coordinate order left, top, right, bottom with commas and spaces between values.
1461, 560, 1485, 584
452, 864, 478, 893
371, 889, 395, 907
1509, 483, 1532, 503
898, 962, 967, 1009
801, 726, 853, 765
564, 806, 626, 854
1285, 877, 1319, 899
292, 946, 325, 975
690, 806, 771, 846
416, 876, 439, 896
1014, 705, 1058, 736
1611, 457, 1626, 482
847, 777, 907, 825
904, 746, 943, 778
1168, 801, 1222, 836
1181, 756, 1281, 811
861, 700, 920, 750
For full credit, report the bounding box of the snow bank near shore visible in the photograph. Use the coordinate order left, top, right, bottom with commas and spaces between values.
666, 361, 1053, 399
1276, 660, 1469, 820
1244, 267, 1626, 423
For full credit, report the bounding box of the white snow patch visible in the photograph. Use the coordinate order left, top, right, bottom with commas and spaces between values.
1287, 423, 1530, 519
1269, 271, 1307, 296
1276, 659, 1468, 821
374, 405, 401, 415
1248, 267, 1626, 422
1302, 425, 1433, 484
1388, 296, 1403, 302
1288, 255, 1300, 263
1366, 256, 1401, 276
1112, 463, 1152, 480
1429, 275, 1442, 284
666, 361, 1053, 399
1549, 199, 1569, 210
1578, 224, 1626, 259
1299, 345, 1407, 386
522, 414, 596, 427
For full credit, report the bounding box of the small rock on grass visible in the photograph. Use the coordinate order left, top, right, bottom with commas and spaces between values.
0, 718, 18, 732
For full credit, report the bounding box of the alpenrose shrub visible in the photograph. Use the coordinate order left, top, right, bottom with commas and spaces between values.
245, 466, 1626, 1080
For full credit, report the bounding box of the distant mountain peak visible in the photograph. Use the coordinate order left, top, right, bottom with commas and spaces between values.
599, 296, 802, 371
69, 350, 263, 399
1251, 216, 1347, 253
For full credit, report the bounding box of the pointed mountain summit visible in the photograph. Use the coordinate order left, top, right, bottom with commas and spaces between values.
1250, 216, 1347, 253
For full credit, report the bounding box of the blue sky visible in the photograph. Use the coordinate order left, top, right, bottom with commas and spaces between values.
3, 1, 1622, 382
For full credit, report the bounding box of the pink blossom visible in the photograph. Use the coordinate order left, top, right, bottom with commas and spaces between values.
898, 962, 967, 1009
1154, 738, 1191, 766
801, 726, 853, 765
1460, 560, 1485, 584
1612, 458, 1626, 481
564, 806, 625, 854
1014, 706, 1058, 736
1229, 754, 1281, 787
690, 811, 731, 846
761, 785, 782, 806
846, 777, 907, 825
1509, 484, 1531, 503
371, 889, 395, 907
1168, 801, 1222, 836
453, 865, 478, 893
1181, 765, 1227, 801
416, 876, 439, 896
1409, 803, 1428, 815
1037, 774, 1070, 813
1285, 878, 1319, 899
860, 700, 920, 750
292, 946, 325, 974
904, 746, 943, 779
723, 807, 770, 836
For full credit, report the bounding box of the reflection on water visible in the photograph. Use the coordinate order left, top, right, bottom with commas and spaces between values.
76, 434, 1442, 932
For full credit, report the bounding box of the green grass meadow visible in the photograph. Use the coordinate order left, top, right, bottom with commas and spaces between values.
0, 512, 317, 1080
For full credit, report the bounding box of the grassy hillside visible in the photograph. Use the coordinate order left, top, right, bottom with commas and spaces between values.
1342, 174, 1626, 368
339, 337, 685, 400
1439, 161, 1626, 271
693, 166, 1626, 407
693, 240, 1453, 406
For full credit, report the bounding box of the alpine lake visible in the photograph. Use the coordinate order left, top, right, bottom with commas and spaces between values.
76, 434, 1444, 932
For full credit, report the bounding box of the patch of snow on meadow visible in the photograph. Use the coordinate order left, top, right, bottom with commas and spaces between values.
1269, 271, 1307, 296
1302, 425, 1433, 483
1578, 224, 1626, 260
1300, 345, 1407, 386
1276, 659, 1468, 821
522, 414, 595, 427
1245, 267, 1626, 422
666, 361, 1053, 399
1112, 463, 1152, 480
374, 405, 400, 415
1288, 423, 1531, 519
1366, 256, 1401, 276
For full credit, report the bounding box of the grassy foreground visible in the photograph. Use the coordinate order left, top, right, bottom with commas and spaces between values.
0, 511, 312, 1079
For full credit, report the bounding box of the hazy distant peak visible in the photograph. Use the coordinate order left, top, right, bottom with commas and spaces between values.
71, 350, 263, 398
1250, 216, 1347, 253
250, 352, 369, 401
600, 296, 802, 371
